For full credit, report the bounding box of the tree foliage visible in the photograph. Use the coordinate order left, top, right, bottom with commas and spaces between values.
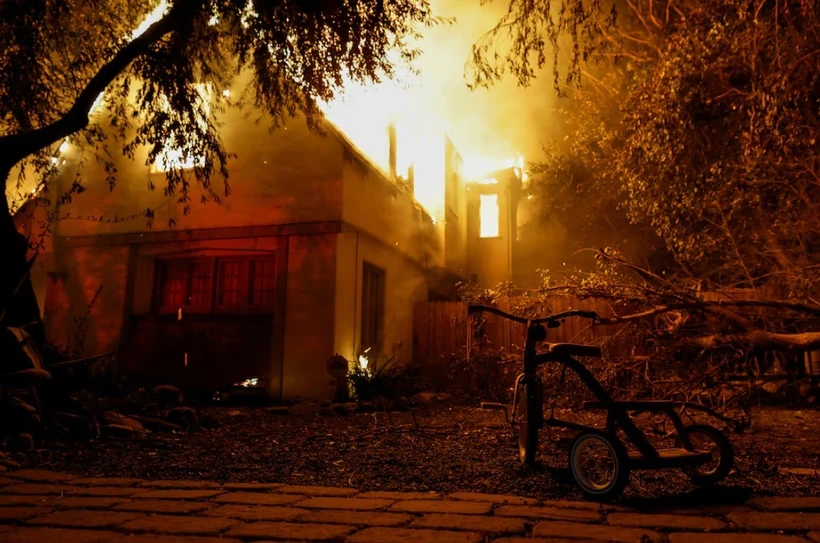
470, 1, 820, 361
1, 0, 435, 213
0, 0, 435, 334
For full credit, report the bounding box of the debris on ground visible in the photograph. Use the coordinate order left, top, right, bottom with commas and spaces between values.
6, 405, 818, 501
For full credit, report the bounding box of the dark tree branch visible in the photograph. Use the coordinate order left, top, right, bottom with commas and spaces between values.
0, 4, 186, 169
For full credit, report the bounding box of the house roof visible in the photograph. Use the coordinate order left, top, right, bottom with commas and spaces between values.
321, 116, 434, 223
10, 113, 434, 224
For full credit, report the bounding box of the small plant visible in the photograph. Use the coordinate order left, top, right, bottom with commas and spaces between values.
349, 350, 422, 401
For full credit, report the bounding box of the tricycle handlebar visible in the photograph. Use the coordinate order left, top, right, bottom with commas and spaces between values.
467, 305, 597, 325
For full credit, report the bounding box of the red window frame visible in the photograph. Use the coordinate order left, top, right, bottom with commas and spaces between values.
154, 256, 276, 315
154, 258, 215, 314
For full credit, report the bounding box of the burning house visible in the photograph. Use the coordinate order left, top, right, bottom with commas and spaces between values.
13, 97, 528, 400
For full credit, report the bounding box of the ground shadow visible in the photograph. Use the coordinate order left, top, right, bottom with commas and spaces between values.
621, 485, 754, 510
530, 462, 755, 508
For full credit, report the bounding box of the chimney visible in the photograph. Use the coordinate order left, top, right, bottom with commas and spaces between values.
388, 123, 397, 180
407, 163, 415, 192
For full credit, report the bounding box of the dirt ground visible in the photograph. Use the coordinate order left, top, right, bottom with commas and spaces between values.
21, 405, 820, 507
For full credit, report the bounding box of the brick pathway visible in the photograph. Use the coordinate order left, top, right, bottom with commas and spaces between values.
0, 469, 819, 542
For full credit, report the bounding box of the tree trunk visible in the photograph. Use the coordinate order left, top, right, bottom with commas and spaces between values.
0, 164, 46, 353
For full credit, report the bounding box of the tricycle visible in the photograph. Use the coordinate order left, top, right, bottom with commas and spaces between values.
468, 305, 734, 502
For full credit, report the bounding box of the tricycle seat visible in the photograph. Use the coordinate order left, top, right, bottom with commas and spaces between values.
628, 447, 712, 469
548, 343, 602, 358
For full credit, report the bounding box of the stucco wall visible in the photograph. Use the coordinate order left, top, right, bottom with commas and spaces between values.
46, 243, 130, 356
336, 144, 434, 370
46, 230, 339, 399
37, 106, 351, 398
281, 232, 338, 400
340, 148, 435, 266
334, 231, 358, 363
334, 229, 427, 370
52, 111, 345, 238
32, 102, 443, 398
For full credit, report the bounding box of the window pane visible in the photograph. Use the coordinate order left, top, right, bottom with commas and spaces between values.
361, 263, 385, 351
159, 261, 187, 309
188, 261, 213, 308
479, 194, 499, 238
155, 259, 213, 312
250, 258, 276, 308
217, 260, 249, 309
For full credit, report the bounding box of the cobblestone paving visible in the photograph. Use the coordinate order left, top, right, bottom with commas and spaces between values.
0, 469, 819, 542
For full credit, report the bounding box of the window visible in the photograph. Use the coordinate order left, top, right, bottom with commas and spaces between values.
215, 257, 277, 311
155, 259, 214, 313
361, 263, 385, 351
479, 194, 500, 238
249, 258, 276, 307
154, 256, 275, 314
216, 259, 249, 309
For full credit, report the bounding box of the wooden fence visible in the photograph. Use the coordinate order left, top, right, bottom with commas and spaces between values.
412, 296, 640, 368
412, 294, 820, 382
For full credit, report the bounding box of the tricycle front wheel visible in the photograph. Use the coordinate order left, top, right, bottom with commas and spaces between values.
678, 424, 734, 486
517, 380, 541, 466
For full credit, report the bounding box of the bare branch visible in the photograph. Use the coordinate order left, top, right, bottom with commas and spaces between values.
596, 299, 820, 325
0, 3, 184, 167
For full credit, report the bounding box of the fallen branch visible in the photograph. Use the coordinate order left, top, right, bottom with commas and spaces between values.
688, 330, 820, 351
596, 299, 820, 325
681, 402, 751, 433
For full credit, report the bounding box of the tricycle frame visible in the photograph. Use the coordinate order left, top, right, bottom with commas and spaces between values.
470, 304, 734, 500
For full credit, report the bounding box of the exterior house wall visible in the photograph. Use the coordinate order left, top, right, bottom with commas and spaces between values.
355, 232, 427, 368
22, 104, 455, 399
334, 229, 427, 369
339, 145, 433, 265
334, 231, 359, 365
45, 243, 130, 355
443, 136, 468, 278
40, 111, 348, 399
53, 111, 344, 239
336, 141, 432, 370
281, 232, 338, 400
49, 224, 338, 399
466, 182, 514, 288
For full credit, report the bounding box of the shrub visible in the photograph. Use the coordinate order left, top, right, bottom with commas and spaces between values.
349, 356, 426, 401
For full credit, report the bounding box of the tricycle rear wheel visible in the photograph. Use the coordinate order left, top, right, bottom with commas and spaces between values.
517, 380, 541, 466
569, 432, 630, 502
678, 424, 734, 486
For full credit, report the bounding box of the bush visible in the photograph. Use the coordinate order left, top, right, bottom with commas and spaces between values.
349, 357, 426, 401
445, 347, 521, 403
